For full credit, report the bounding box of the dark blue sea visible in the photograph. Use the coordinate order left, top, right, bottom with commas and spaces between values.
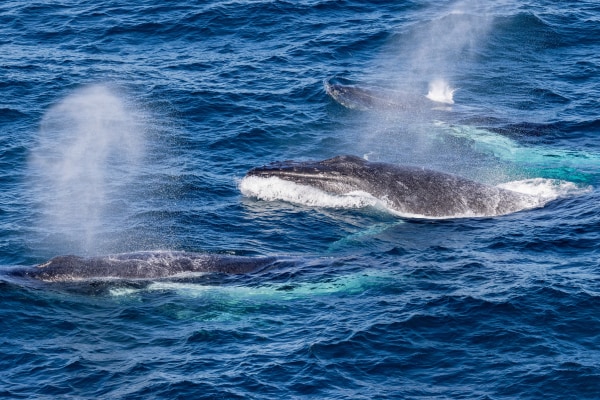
1, 1, 599, 398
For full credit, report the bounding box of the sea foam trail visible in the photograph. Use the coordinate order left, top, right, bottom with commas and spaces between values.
240, 176, 587, 219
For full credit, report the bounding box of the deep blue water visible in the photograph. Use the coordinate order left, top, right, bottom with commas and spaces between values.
1, 0, 599, 398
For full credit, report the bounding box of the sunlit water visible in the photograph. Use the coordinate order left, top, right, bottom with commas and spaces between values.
1, 1, 599, 398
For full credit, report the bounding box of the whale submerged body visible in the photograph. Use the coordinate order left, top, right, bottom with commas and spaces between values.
244, 155, 543, 218
9, 252, 278, 283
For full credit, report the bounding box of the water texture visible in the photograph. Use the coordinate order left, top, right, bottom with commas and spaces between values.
1, 0, 599, 398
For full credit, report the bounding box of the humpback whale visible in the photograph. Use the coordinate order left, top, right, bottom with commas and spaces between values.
244, 155, 544, 218
8, 251, 278, 282
324, 77, 451, 111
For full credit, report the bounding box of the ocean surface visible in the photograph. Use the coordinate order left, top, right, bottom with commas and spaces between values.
1, 0, 599, 398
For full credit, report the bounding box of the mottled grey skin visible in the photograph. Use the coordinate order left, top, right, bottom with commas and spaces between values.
9, 252, 277, 282
324, 78, 442, 111
246, 155, 536, 218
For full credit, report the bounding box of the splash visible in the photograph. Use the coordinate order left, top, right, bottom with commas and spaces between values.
426, 79, 455, 104
29, 84, 145, 255
498, 178, 590, 200
239, 176, 381, 210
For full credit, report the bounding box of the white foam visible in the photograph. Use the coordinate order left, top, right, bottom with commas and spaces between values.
498, 178, 590, 201
239, 176, 381, 210
426, 79, 455, 104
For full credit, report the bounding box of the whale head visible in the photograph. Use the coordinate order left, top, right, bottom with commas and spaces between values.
246, 155, 371, 194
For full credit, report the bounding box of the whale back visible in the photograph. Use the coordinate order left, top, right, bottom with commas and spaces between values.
324, 78, 439, 111
11, 252, 278, 282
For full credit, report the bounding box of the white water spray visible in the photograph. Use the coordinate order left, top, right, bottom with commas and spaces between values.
29, 84, 145, 255
405, 2, 492, 93
426, 79, 456, 104
357, 0, 493, 159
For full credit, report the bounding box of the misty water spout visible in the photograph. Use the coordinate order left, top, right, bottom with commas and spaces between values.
29, 84, 145, 254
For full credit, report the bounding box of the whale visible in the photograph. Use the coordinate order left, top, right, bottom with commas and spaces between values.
7, 251, 278, 283
324, 77, 452, 112
244, 155, 543, 218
